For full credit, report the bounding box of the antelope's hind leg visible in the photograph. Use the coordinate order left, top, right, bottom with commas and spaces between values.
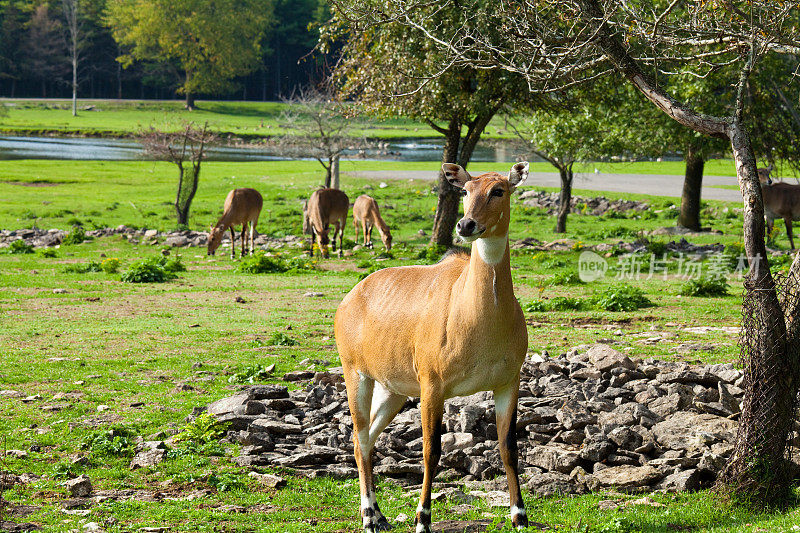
495, 379, 528, 529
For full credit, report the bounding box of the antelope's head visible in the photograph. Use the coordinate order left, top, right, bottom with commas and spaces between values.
757, 165, 774, 187
444, 161, 529, 243
380, 229, 393, 251
207, 225, 224, 256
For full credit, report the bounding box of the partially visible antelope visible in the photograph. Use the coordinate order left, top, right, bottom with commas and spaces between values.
305, 188, 349, 258
353, 195, 393, 251
335, 162, 530, 533
207, 188, 263, 258
758, 164, 800, 250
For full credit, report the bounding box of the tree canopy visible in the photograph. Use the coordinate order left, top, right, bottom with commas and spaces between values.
106, 0, 273, 108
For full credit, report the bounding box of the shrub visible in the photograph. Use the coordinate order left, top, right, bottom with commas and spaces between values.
644, 239, 668, 256
589, 225, 638, 239
100, 257, 121, 274
39, 248, 57, 258
549, 271, 584, 286
525, 300, 549, 312
549, 296, 591, 311
121, 255, 184, 283
207, 472, 245, 492
7, 240, 34, 254
62, 226, 91, 245
680, 276, 730, 297
592, 284, 652, 311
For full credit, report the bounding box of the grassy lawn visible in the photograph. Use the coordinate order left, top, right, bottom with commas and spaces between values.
0, 99, 444, 139
2, 159, 800, 532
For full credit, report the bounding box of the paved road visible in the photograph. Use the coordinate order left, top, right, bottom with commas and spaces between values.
347, 170, 744, 203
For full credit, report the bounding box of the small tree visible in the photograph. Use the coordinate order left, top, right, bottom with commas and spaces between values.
280, 86, 363, 188
62, 0, 84, 117
139, 122, 216, 226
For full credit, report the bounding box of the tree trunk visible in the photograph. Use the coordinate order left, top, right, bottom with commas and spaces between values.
678, 147, 704, 231
332, 155, 340, 189
71, 56, 77, 117
185, 92, 195, 110
555, 165, 573, 233
323, 162, 332, 188
576, 0, 800, 502
174, 163, 187, 224
430, 118, 462, 247
719, 124, 799, 502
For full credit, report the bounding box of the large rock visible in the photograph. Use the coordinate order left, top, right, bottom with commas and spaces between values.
652, 412, 737, 453
556, 399, 596, 430
586, 344, 636, 372
588, 465, 662, 491
525, 472, 582, 496
65, 475, 92, 497
207, 393, 249, 416
526, 444, 581, 474
130, 448, 167, 469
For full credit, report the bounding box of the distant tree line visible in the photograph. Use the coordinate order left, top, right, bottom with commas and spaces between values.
0, 0, 330, 103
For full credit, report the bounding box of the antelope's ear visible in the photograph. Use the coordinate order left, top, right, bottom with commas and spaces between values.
442, 163, 471, 189
508, 161, 529, 189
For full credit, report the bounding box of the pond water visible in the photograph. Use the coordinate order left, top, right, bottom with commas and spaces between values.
0, 135, 519, 162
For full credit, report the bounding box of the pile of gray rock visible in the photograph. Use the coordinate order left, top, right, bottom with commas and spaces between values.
518, 191, 650, 216
205, 343, 754, 496
0, 226, 305, 250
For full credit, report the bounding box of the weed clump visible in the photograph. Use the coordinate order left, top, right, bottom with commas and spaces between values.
82, 426, 136, 458
680, 276, 730, 297
39, 248, 57, 258
228, 363, 274, 384
593, 284, 652, 311
121, 255, 185, 283
269, 331, 298, 346
549, 271, 584, 286
416, 244, 448, 263
64, 261, 103, 274
62, 226, 91, 245
7, 240, 34, 254
237, 252, 316, 274
174, 412, 230, 445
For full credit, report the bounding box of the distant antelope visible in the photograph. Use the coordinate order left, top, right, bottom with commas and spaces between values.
353, 195, 393, 251
758, 164, 800, 249
207, 188, 263, 258
335, 162, 530, 533
305, 188, 349, 258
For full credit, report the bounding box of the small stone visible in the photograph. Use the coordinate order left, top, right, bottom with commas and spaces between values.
303, 292, 324, 297
53, 288, 68, 294
96, 405, 110, 412
66, 475, 93, 497
586, 344, 636, 372
248, 472, 287, 488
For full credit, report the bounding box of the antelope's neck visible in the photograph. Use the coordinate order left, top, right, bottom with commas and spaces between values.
464, 235, 513, 304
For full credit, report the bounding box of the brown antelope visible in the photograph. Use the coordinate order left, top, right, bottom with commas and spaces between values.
758, 164, 800, 249
353, 195, 393, 251
207, 188, 263, 258
335, 162, 530, 533
305, 188, 349, 258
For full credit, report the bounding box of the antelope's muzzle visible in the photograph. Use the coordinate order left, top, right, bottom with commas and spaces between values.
456, 217, 485, 239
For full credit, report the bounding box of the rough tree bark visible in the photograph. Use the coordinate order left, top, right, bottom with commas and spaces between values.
678, 146, 705, 231
556, 165, 574, 233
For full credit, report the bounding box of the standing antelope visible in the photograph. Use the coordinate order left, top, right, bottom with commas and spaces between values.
758, 165, 800, 249
207, 188, 263, 258
335, 162, 530, 533
353, 195, 393, 251
305, 188, 349, 258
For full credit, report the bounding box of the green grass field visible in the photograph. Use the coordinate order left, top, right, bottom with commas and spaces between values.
0, 99, 442, 139
2, 158, 800, 532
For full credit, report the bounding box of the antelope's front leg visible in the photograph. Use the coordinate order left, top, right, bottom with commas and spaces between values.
495, 378, 527, 529
229, 227, 236, 259
416, 386, 444, 533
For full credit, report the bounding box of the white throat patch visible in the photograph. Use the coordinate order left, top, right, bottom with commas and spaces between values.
475, 235, 507, 266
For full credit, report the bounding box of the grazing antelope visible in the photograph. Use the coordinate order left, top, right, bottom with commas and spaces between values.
207, 188, 263, 258
353, 195, 393, 251
335, 162, 530, 533
758, 165, 800, 249
305, 188, 349, 258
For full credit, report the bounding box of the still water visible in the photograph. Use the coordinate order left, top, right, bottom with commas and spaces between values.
0, 135, 517, 162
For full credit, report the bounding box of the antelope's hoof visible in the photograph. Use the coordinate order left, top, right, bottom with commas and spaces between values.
376, 515, 393, 531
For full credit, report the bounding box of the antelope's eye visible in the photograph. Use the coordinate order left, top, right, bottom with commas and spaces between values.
490, 188, 504, 197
